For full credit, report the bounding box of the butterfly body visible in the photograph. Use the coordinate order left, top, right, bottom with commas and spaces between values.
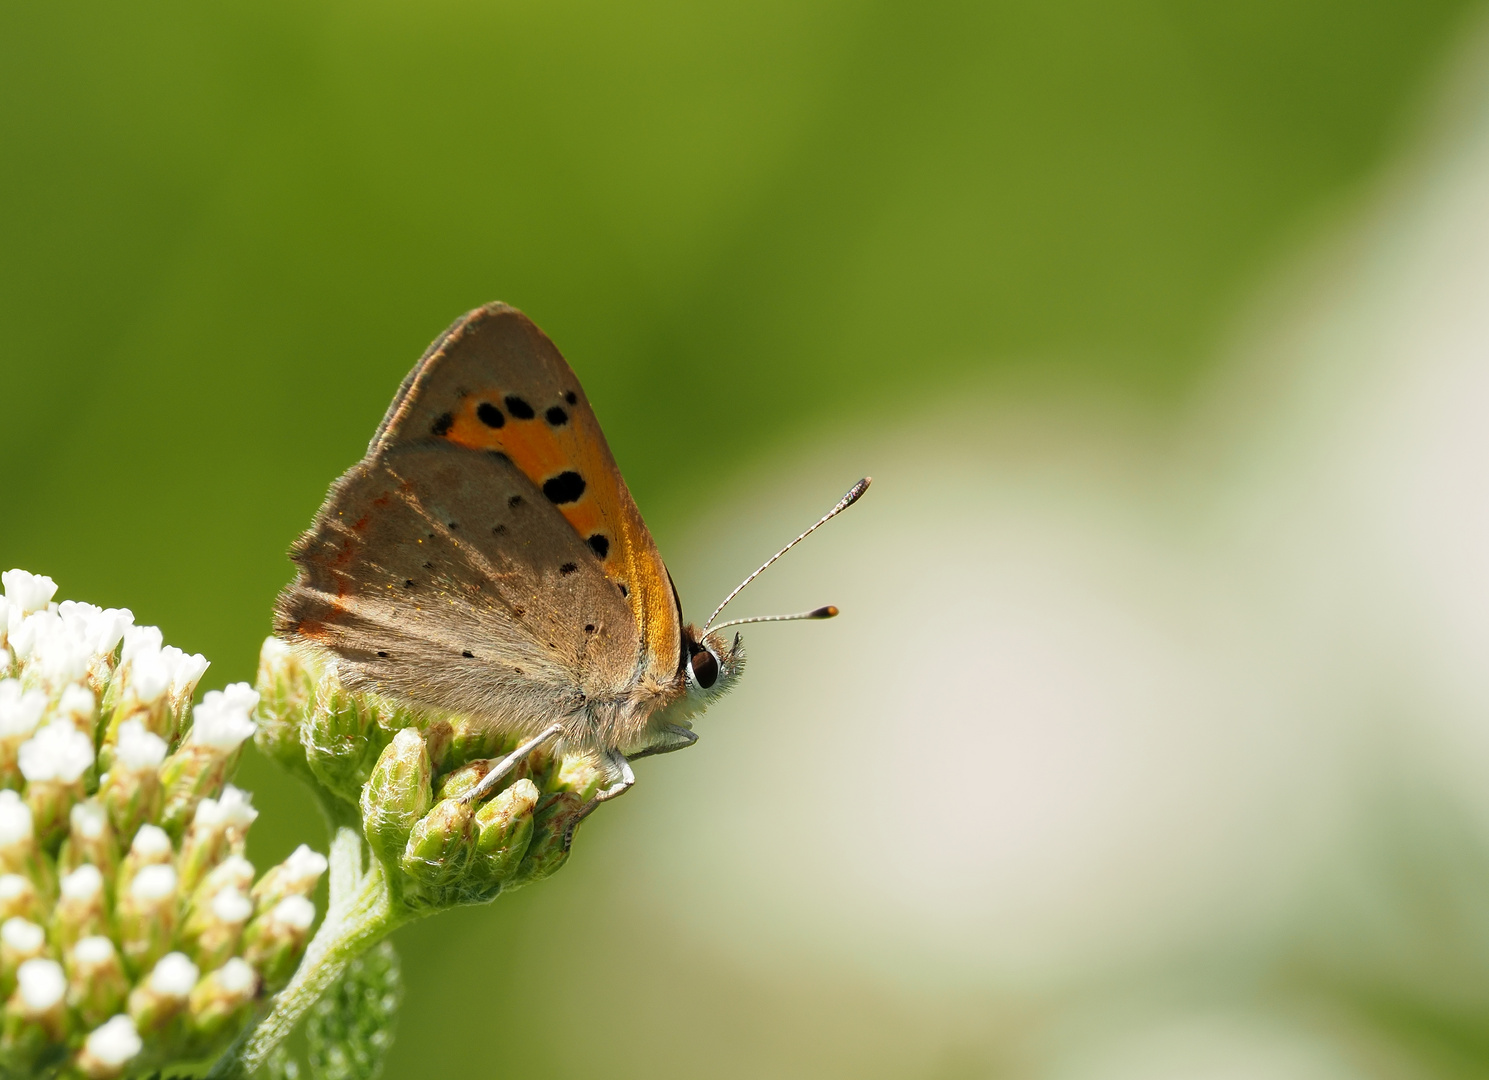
275, 304, 741, 767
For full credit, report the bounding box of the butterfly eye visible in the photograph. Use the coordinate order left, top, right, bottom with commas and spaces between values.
689, 648, 719, 689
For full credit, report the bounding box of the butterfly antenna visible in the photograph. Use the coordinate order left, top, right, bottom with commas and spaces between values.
702, 478, 871, 633
708, 605, 840, 633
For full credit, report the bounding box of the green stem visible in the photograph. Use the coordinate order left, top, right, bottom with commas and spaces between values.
210, 827, 412, 1078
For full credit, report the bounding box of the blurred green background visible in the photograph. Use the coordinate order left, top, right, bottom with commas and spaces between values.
5, 1, 1489, 1077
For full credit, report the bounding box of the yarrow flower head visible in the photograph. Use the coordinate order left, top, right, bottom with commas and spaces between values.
0, 571, 326, 1079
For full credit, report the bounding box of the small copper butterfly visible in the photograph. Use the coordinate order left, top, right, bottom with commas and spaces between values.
275, 303, 868, 821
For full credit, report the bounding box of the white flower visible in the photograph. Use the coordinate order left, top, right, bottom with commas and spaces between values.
193, 785, 259, 831
215, 957, 256, 995
18, 720, 95, 784
13, 610, 89, 685
129, 824, 172, 859
280, 845, 330, 892
270, 895, 317, 931
187, 685, 258, 751
56, 683, 95, 726
70, 801, 108, 840
1, 916, 44, 952
114, 719, 167, 771
0, 680, 46, 738
72, 935, 115, 965
15, 957, 64, 1011
119, 624, 163, 665
210, 887, 253, 924
0, 875, 32, 904
121, 646, 171, 705
130, 864, 177, 903
60, 863, 103, 902
1, 570, 57, 617
0, 790, 34, 847
162, 646, 210, 698
148, 952, 199, 997
58, 600, 132, 657
84, 1015, 142, 1068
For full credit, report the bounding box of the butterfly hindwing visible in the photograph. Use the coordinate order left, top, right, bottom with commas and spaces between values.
275, 441, 643, 740
370, 304, 682, 689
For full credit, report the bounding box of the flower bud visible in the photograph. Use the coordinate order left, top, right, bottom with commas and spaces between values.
0, 876, 36, 923
19, 718, 95, 846
468, 778, 540, 894
253, 638, 321, 785
66, 936, 129, 1028
116, 863, 177, 977
187, 958, 259, 1043
3, 956, 69, 1055
0, 918, 48, 998
58, 799, 120, 881
361, 728, 431, 866
157, 685, 259, 834
74, 1014, 143, 1079
128, 951, 198, 1038
0, 790, 52, 897
116, 823, 173, 900
176, 786, 257, 893
1, 572, 57, 619
98, 719, 166, 842
400, 797, 476, 896
250, 845, 326, 912
508, 753, 605, 888
180, 884, 253, 972
0, 681, 46, 788
302, 666, 400, 805
54, 863, 109, 952
241, 895, 315, 989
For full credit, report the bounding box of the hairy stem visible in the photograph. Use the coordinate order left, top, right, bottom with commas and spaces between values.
210, 827, 410, 1078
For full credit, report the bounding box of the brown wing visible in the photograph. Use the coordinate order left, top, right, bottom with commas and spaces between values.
369, 303, 682, 691
274, 442, 642, 741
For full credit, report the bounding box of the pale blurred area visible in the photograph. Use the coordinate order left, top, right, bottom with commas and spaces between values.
399, 21, 1489, 1080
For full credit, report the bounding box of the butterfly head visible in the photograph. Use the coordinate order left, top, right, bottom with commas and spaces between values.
683, 626, 745, 699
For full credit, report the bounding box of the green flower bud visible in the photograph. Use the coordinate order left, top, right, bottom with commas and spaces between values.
54, 864, 109, 953
0, 918, 48, 998
241, 895, 316, 990
468, 778, 539, 893
302, 667, 401, 805
250, 844, 327, 912
58, 800, 121, 882
400, 798, 475, 894
116, 862, 178, 977
0, 875, 38, 923
98, 718, 167, 843
187, 958, 259, 1045
432, 757, 492, 801
361, 728, 431, 866
507, 753, 605, 888
176, 787, 257, 895
127, 951, 198, 1039
73, 1014, 144, 1080
65, 936, 129, 1029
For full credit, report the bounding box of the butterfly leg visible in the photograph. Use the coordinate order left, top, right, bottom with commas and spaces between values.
563, 748, 635, 850
626, 723, 698, 761
460, 722, 564, 805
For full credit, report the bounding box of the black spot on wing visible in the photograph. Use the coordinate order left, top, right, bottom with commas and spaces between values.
431, 413, 454, 436
545, 406, 569, 426
559, 562, 578, 575
508, 494, 523, 508
564, 391, 578, 405
504, 395, 535, 419
476, 402, 505, 428
404, 579, 415, 588
462, 650, 474, 658
377, 651, 388, 658
617, 582, 628, 598
492, 524, 507, 535
584, 623, 595, 633
543, 471, 585, 504
587, 534, 609, 559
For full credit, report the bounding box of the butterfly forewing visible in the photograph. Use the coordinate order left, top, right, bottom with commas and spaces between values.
369, 304, 681, 687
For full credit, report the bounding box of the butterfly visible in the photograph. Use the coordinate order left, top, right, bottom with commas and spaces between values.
274, 302, 867, 824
